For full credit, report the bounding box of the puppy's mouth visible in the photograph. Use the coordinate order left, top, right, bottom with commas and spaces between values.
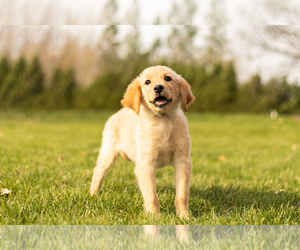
150, 96, 172, 108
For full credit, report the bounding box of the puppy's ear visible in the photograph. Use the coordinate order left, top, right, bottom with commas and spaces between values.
121, 78, 141, 115
178, 76, 195, 113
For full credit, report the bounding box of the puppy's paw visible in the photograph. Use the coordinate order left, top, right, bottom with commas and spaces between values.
89, 189, 99, 196
145, 203, 160, 215
177, 211, 189, 220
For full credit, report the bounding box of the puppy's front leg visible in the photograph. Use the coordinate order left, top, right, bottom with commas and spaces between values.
135, 162, 159, 214
174, 157, 192, 218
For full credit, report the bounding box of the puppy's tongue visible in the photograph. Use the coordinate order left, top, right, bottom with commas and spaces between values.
155, 99, 166, 105
154, 96, 166, 105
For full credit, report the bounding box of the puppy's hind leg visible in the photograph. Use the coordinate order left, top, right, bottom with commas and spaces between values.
90, 133, 118, 196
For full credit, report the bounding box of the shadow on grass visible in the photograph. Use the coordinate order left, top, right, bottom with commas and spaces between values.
188, 185, 300, 219
157, 184, 300, 221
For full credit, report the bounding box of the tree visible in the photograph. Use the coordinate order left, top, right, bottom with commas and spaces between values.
48, 67, 76, 109
238, 74, 264, 112
257, 26, 300, 71
0, 56, 10, 92
241, 1, 300, 75
167, 26, 198, 63
284, 84, 300, 113
101, 0, 118, 24
167, 0, 198, 25
199, 62, 223, 112
202, 0, 227, 63
166, 0, 199, 62
0, 56, 27, 108
14, 56, 44, 108
263, 77, 292, 112
97, 0, 120, 71
220, 61, 238, 105
98, 25, 120, 68
123, 0, 141, 59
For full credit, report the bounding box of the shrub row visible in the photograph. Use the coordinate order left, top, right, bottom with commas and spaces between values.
0, 55, 299, 113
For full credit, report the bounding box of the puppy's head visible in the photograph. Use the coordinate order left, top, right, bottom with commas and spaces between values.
121, 66, 194, 115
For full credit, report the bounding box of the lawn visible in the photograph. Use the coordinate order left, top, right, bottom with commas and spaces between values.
0, 110, 300, 225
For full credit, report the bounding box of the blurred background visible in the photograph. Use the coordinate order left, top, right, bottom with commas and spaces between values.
0, 0, 300, 113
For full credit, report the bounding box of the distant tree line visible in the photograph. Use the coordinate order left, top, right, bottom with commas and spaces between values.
1, 0, 299, 114
0, 56, 76, 110
0, 54, 299, 113
1, 0, 300, 113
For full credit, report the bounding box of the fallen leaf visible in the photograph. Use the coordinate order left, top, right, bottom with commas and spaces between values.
275, 189, 284, 194
80, 151, 87, 156
291, 144, 297, 151
218, 155, 226, 162
57, 183, 67, 187
1, 188, 11, 196
57, 156, 64, 162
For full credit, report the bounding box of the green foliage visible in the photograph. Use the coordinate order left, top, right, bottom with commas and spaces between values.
238, 75, 300, 113
0, 56, 10, 91
77, 55, 151, 110
0, 56, 45, 109
46, 68, 76, 109
283, 84, 300, 113
181, 61, 238, 113
78, 70, 124, 110
238, 74, 264, 112
263, 77, 292, 111
15, 56, 44, 109
0, 56, 27, 108
0, 54, 299, 113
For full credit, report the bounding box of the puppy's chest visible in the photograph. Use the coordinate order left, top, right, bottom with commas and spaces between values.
138, 120, 177, 165
149, 119, 175, 143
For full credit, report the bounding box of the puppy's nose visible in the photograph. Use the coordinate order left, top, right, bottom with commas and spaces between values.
154, 85, 164, 93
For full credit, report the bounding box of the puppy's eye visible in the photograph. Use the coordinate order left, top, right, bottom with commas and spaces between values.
145, 80, 151, 85
164, 76, 172, 81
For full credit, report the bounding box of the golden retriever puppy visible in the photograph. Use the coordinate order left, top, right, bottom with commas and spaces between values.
90, 66, 194, 218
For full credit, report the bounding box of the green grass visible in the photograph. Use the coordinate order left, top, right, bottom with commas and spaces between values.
0, 110, 300, 225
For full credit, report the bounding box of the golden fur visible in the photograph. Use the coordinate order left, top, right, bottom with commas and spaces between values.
90, 66, 195, 218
